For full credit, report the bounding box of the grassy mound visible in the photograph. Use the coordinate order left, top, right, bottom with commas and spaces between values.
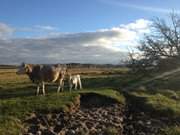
129, 89, 180, 119
161, 126, 180, 135
126, 89, 180, 135
0, 92, 79, 134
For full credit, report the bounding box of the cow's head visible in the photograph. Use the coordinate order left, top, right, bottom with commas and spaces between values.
16, 63, 32, 75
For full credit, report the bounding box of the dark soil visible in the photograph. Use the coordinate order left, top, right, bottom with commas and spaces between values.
123, 92, 180, 135
123, 103, 166, 135
23, 92, 174, 135
23, 93, 124, 135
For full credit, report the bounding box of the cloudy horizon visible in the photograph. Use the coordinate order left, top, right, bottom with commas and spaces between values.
0, 0, 178, 65
0, 19, 151, 65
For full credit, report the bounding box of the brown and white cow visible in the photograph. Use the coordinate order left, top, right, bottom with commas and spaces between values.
16, 63, 67, 95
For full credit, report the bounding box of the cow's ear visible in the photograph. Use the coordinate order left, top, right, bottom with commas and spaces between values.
24, 63, 28, 68
25, 64, 32, 73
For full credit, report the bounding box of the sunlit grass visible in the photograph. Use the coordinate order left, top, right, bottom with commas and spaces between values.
0, 68, 126, 135
165, 126, 180, 135
130, 90, 180, 119
1, 68, 180, 135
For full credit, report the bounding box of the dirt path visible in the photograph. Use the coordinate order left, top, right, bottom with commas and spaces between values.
23, 93, 169, 135
23, 93, 124, 135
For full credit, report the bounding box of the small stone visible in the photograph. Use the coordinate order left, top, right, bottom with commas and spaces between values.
58, 129, 66, 135
49, 126, 54, 132
137, 120, 144, 126
146, 121, 151, 125
119, 117, 123, 122
171, 94, 179, 100
140, 112, 145, 115
38, 123, 47, 130
139, 132, 146, 135
67, 129, 76, 135
37, 130, 42, 135
128, 115, 133, 120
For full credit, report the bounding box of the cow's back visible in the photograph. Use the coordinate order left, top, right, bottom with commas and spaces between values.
40, 65, 60, 82
28, 65, 41, 82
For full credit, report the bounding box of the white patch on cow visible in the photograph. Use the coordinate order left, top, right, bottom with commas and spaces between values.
52, 72, 60, 82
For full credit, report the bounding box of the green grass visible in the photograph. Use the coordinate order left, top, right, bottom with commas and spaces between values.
128, 89, 180, 135
79, 88, 125, 104
104, 126, 119, 135
0, 69, 126, 135
0, 92, 79, 135
1, 68, 180, 135
0, 89, 125, 135
82, 73, 144, 89
160, 126, 180, 135
129, 90, 180, 119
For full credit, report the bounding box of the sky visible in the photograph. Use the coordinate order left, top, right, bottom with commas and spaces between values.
0, 0, 180, 64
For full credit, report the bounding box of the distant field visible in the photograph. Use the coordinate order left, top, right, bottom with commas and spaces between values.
68, 67, 129, 76
0, 65, 17, 69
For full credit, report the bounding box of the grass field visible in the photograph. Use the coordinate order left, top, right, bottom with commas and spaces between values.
0, 68, 126, 135
0, 67, 180, 135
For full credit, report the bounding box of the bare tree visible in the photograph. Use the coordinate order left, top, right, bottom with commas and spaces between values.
130, 12, 180, 71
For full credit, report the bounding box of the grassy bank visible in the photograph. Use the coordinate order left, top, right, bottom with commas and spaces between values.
126, 89, 180, 135
0, 89, 125, 135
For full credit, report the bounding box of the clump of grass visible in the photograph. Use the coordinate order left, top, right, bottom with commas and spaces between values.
130, 90, 180, 119
0, 92, 79, 135
78, 88, 125, 104
0, 92, 79, 117
0, 116, 23, 135
103, 127, 119, 135
160, 126, 180, 135
156, 89, 180, 100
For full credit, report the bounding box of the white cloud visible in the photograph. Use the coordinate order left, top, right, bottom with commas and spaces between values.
121, 19, 152, 33
0, 23, 14, 40
35, 25, 58, 31
15, 25, 59, 39
0, 19, 151, 64
86, 18, 151, 51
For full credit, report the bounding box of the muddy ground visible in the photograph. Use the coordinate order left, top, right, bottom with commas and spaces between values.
23, 93, 171, 135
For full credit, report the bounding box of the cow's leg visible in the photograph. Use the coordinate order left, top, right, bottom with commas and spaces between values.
68, 79, 72, 92
57, 79, 63, 93
57, 84, 61, 93
61, 80, 64, 92
57, 85, 61, 93
78, 77, 82, 89
36, 84, 40, 96
42, 82, 46, 95
74, 82, 77, 90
